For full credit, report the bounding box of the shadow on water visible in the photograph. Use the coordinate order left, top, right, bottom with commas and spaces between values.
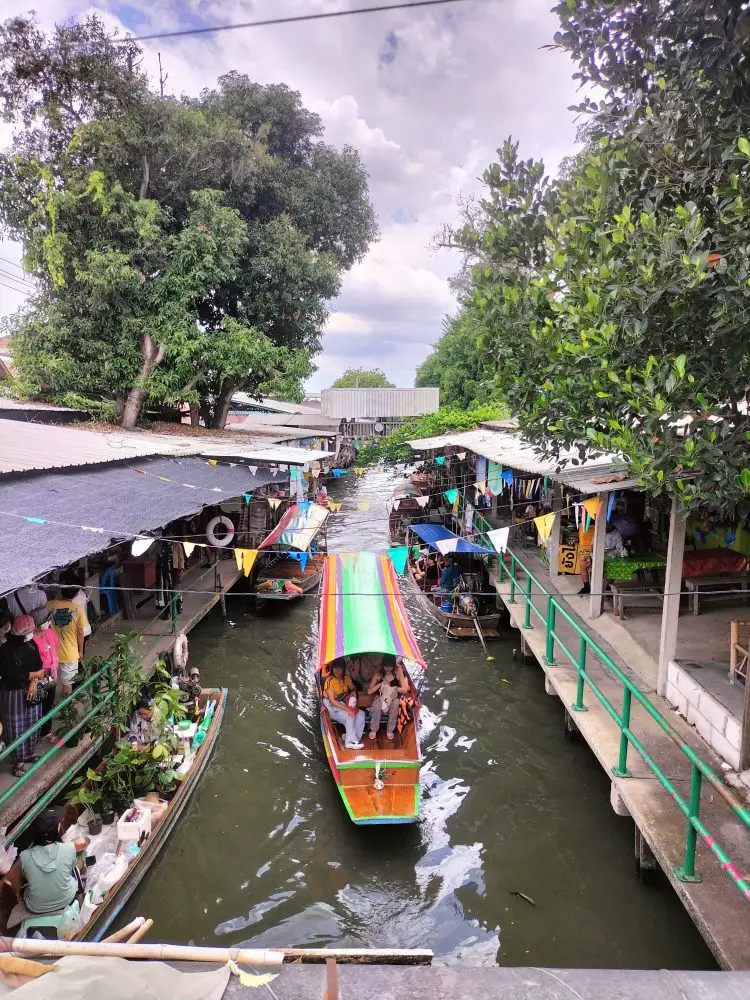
120, 468, 715, 968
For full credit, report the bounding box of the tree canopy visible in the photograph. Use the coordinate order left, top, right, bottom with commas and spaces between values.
0, 14, 377, 426
331, 368, 394, 388
415, 312, 488, 408
440, 0, 750, 513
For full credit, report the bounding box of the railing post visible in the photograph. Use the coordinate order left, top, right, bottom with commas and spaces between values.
572, 635, 588, 712
508, 555, 517, 604
674, 763, 703, 883
523, 573, 532, 629
613, 687, 632, 777
544, 597, 556, 665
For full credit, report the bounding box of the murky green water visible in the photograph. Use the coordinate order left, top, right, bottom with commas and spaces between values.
121, 470, 714, 968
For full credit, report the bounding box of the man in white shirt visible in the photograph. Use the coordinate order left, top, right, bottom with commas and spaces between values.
5, 585, 48, 626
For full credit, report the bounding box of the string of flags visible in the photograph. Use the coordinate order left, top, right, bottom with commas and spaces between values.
386, 545, 409, 575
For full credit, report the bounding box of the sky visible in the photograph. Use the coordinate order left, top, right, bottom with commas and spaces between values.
0, 0, 581, 390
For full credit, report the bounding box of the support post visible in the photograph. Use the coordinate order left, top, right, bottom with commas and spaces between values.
548, 483, 563, 582
657, 497, 686, 697
588, 491, 608, 619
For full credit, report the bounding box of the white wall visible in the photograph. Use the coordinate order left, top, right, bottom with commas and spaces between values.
665, 661, 741, 771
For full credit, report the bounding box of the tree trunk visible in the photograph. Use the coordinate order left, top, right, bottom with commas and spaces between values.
120, 334, 165, 429
209, 383, 235, 429
189, 404, 200, 427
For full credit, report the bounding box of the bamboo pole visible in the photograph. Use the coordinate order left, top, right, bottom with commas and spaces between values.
4, 939, 433, 966
102, 918, 145, 944
126, 918, 154, 944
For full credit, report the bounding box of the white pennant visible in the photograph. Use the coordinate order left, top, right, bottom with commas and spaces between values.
487, 527, 510, 553
415, 495, 429, 508
131, 538, 153, 557
183, 541, 196, 558
248, 465, 257, 475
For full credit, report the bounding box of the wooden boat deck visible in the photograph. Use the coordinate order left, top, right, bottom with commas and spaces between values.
258, 553, 325, 582
334, 724, 419, 765
341, 783, 419, 823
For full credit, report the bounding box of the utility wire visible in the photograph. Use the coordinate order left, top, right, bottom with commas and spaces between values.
0, 270, 34, 291
0, 255, 27, 273
0, 277, 31, 297
120, 0, 479, 43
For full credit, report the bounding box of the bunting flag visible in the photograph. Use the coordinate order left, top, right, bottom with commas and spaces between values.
131, 538, 154, 557
474, 481, 487, 496
298, 500, 312, 512
392, 499, 401, 510
357, 501, 370, 511
234, 548, 258, 576
387, 545, 409, 575
243, 493, 253, 504
248, 465, 257, 475
182, 541, 196, 559
332, 469, 346, 478
268, 499, 281, 510
444, 488, 459, 506
606, 491, 616, 522
287, 551, 309, 572
329, 502, 342, 513
208, 459, 218, 466
279, 464, 288, 472
415, 495, 429, 508
411, 545, 421, 559
502, 469, 514, 486
583, 498, 601, 521
457, 452, 467, 460
354, 467, 366, 476
534, 512, 556, 545
290, 468, 299, 480
487, 527, 510, 553
434, 456, 446, 466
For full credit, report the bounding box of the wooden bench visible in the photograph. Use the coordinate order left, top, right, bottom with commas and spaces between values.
609, 581, 665, 620
684, 574, 750, 615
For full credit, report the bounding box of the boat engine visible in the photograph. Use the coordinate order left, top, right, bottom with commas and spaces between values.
457, 592, 478, 617
458, 572, 481, 616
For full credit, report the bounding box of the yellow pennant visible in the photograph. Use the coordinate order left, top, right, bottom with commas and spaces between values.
182, 542, 196, 559
329, 502, 342, 513
354, 467, 366, 475
208, 459, 218, 466
534, 512, 556, 545
242, 549, 257, 577
582, 497, 601, 521
357, 501, 370, 511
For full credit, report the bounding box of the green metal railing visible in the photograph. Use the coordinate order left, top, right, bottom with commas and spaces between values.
0, 660, 115, 818
498, 548, 750, 902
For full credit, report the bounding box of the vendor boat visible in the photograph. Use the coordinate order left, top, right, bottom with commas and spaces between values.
406, 524, 502, 640
254, 503, 329, 601
0, 688, 227, 942
316, 552, 426, 825
387, 483, 428, 543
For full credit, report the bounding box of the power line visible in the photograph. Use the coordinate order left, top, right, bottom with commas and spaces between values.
120, 0, 479, 44
0, 277, 31, 298
0, 255, 28, 274
0, 269, 34, 291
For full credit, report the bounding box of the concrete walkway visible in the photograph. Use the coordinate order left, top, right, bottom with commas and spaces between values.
491, 559, 750, 971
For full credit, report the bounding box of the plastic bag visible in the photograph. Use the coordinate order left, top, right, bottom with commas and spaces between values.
0, 842, 17, 876
57, 899, 81, 940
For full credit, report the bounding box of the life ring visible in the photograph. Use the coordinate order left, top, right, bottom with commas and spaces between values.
206, 515, 235, 547
173, 632, 189, 670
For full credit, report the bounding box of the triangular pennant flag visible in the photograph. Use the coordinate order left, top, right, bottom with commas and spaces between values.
208, 459, 218, 466
387, 545, 409, 575
234, 548, 244, 571
474, 481, 487, 495
243, 493, 253, 504
583, 497, 601, 521
487, 527, 510, 553
131, 538, 153, 557
242, 549, 257, 577
357, 501, 370, 511
434, 456, 446, 466
354, 467, 365, 476
298, 551, 309, 572
444, 489, 459, 506
268, 498, 281, 509
457, 452, 467, 460
393, 499, 401, 510
502, 469, 514, 486
299, 501, 312, 512
290, 468, 299, 480
574, 503, 581, 528
415, 495, 429, 508
329, 502, 342, 513
183, 541, 196, 559
534, 512, 556, 545
248, 465, 257, 475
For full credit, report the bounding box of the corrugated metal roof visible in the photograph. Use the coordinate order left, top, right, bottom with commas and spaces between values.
408, 428, 636, 495
0, 422, 199, 475
235, 412, 340, 431
202, 444, 335, 466
0, 457, 283, 596
321, 387, 439, 419
231, 393, 319, 414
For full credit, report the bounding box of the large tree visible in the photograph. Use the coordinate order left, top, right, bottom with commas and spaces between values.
331, 368, 394, 388
0, 14, 377, 426
415, 312, 488, 408
444, 2, 750, 512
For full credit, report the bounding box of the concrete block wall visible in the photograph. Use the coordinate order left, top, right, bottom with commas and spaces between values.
665, 662, 741, 771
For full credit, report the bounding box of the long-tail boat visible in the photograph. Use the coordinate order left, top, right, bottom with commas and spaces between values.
316, 552, 426, 825
254, 503, 329, 601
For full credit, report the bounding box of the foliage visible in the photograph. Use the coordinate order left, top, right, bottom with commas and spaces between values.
359, 402, 508, 465
415, 312, 489, 408
331, 368, 395, 389
0, 15, 378, 427
441, 4, 750, 513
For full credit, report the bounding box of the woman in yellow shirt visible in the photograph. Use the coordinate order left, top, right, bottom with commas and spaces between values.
322, 660, 365, 750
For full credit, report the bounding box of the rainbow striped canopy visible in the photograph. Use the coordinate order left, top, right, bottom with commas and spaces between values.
317, 552, 426, 670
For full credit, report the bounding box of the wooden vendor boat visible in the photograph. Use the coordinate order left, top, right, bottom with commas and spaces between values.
316, 552, 426, 825
254, 503, 329, 602
0, 688, 227, 943
387, 483, 428, 543
406, 524, 502, 640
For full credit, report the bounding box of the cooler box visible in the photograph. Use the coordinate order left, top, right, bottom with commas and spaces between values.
117, 805, 152, 845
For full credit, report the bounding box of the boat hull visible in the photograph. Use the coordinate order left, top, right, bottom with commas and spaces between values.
406, 564, 501, 637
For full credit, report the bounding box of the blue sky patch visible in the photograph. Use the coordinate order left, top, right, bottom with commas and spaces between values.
378, 30, 400, 68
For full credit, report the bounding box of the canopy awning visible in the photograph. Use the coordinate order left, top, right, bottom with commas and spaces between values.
409, 523, 493, 556
258, 503, 329, 551
317, 552, 426, 669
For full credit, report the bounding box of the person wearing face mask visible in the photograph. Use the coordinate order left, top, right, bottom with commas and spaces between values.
32, 611, 59, 740
0, 616, 47, 775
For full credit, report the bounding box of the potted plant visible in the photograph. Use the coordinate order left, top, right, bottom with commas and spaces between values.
67, 768, 104, 833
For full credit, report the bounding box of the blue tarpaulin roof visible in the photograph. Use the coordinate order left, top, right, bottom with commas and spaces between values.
409, 523, 493, 556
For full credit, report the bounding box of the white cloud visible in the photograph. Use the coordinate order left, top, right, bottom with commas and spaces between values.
0, 0, 581, 390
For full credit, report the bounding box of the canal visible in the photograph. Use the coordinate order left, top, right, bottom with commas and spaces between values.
121, 469, 714, 968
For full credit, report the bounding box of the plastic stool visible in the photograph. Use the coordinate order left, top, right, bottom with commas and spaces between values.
18, 910, 65, 939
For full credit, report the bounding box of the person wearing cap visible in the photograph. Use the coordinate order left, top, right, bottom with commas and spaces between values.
0, 616, 47, 775
33, 611, 59, 740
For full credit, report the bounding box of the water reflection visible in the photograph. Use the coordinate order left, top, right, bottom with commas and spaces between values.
119, 468, 714, 969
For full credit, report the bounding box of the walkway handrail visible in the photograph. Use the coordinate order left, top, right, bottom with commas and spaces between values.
499, 548, 750, 901
0, 660, 114, 808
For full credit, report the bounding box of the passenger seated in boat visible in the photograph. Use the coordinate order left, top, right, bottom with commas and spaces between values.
14, 810, 80, 924
349, 654, 382, 705
367, 659, 410, 742
413, 549, 438, 589
322, 659, 365, 750
431, 556, 461, 593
